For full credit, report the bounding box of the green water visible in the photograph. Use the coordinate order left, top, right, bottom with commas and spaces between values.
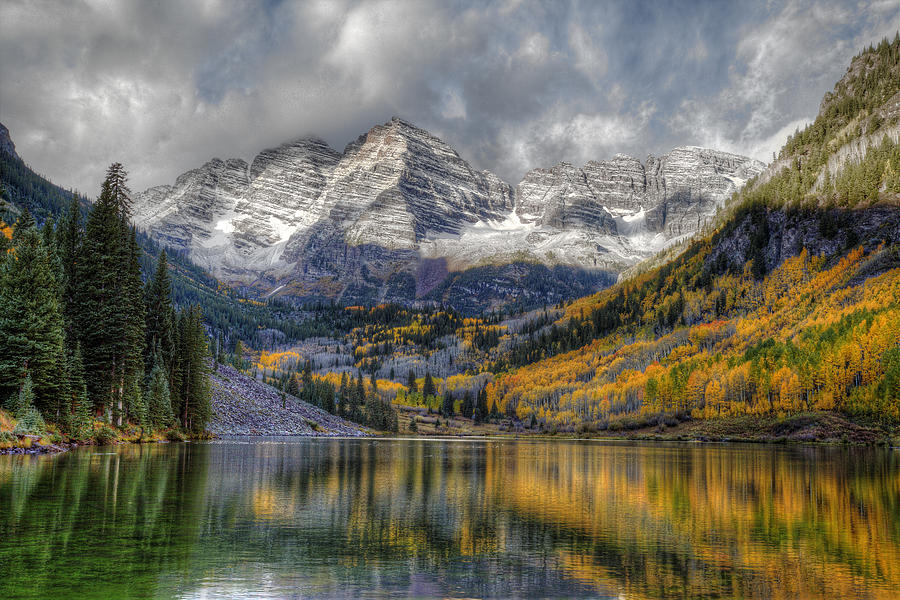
1, 438, 899, 599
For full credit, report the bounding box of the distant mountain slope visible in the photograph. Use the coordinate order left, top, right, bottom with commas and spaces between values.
485, 36, 900, 431
132, 117, 762, 311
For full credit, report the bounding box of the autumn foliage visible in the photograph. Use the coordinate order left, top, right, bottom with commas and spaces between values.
488, 244, 900, 429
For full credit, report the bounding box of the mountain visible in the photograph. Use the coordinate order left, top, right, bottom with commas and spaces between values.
132, 118, 763, 311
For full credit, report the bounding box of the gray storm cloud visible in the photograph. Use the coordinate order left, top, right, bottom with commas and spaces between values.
1, 0, 898, 195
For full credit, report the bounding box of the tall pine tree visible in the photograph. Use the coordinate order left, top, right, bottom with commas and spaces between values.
145, 250, 175, 380
72, 164, 144, 422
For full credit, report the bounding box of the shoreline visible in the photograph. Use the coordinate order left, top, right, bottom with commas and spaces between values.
4, 410, 898, 456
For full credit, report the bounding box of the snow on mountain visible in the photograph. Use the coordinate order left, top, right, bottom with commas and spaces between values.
132, 118, 764, 307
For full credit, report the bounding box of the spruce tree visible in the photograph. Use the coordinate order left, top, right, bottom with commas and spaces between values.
122, 228, 146, 423
474, 388, 488, 424
57, 197, 83, 336
303, 360, 313, 398
349, 371, 364, 421
13, 375, 46, 435
287, 373, 300, 397
173, 306, 211, 433
233, 339, 244, 370
462, 391, 473, 418
422, 371, 435, 400
11, 209, 35, 243
15, 374, 35, 417
146, 349, 173, 429
217, 331, 227, 364
338, 372, 348, 417
72, 163, 138, 420
0, 219, 66, 414
144, 250, 175, 380
441, 390, 454, 418
67, 343, 92, 438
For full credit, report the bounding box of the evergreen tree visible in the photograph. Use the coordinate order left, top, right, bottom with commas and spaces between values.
71, 163, 142, 421
144, 250, 175, 380
349, 371, 364, 421
171, 306, 211, 433
41, 216, 64, 302
338, 372, 348, 417
233, 339, 244, 370
146, 349, 173, 430
122, 229, 146, 423
474, 387, 488, 424
303, 360, 313, 397
287, 373, 301, 397
217, 331, 227, 364
13, 375, 46, 435
67, 343, 92, 438
407, 369, 417, 394
0, 218, 66, 414
57, 197, 82, 293
11, 209, 35, 242
14, 374, 35, 417
422, 371, 435, 399
461, 391, 473, 418
365, 388, 381, 428
127, 374, 148, 434
441, 390, 454, 418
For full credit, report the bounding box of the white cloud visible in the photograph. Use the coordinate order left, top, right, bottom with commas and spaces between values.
671, 0, 900, 163
0, 0, 897, 196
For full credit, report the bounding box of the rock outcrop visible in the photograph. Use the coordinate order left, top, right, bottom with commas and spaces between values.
133, 118, 764, 309
0, 123, 16, 158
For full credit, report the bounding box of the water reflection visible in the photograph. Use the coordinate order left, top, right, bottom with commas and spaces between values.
1, 439, 898, 598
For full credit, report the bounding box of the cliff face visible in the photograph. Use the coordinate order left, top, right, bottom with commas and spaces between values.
132, 117, 763, 308
0, 123, 16, 158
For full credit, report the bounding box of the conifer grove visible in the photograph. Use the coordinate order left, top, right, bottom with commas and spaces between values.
0, 163, 211, 439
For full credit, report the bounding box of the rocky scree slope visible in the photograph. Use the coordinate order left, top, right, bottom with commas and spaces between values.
133, 118, 763, 309
208, 364, 367, 436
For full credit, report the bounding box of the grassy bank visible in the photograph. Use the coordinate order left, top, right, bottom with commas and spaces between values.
0, 408, 200, 455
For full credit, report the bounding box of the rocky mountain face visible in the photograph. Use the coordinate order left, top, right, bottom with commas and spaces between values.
133, 117, 764, 310
0, 123, 16, 158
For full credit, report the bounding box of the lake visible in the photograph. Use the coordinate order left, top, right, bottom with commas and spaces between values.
1, 438, 898, 599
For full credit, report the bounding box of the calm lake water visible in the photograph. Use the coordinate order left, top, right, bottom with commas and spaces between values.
1, 438, 899, 599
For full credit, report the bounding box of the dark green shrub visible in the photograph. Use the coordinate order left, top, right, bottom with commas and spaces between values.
165, 429, 185, 442
13, 406, 46, 435
93, 426, 117, 446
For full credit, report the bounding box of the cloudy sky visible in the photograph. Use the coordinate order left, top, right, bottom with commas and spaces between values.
1, 0, 898, 195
